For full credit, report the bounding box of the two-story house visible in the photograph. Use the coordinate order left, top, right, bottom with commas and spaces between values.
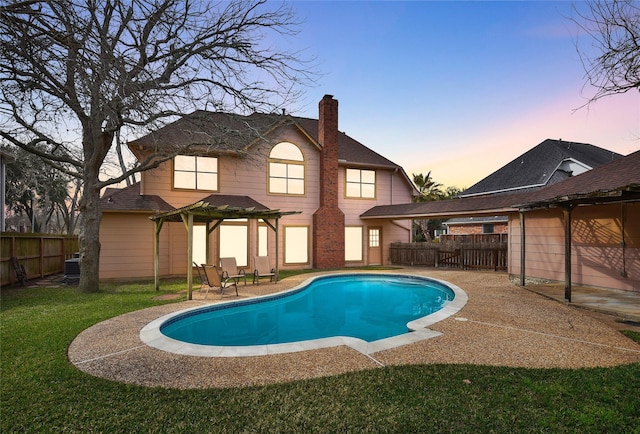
99, 95, 416, 280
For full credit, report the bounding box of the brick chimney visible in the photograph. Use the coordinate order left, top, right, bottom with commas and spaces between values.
313, 95, 345, 268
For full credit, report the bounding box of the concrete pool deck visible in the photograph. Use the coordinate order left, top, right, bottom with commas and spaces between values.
68, 269, 640, 389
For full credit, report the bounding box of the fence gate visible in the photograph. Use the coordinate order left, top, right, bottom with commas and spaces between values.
389, 234, 507, 271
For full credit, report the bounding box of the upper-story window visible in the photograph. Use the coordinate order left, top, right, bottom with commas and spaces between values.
268, 142, 305, 195
173, 155, 218, 191
346, 168, 376, 198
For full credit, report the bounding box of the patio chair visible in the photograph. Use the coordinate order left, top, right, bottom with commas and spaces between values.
11, 257, 27, 287
220, 257, 247, 286
252, 256, 276, 285
201, 264, 238, 298
193, 262, 209, 295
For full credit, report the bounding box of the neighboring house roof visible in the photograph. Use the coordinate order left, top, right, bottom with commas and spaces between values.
128, 110, 403, 171
362, 150, 640, 220
100, 183, 174, 212
517, 149, 640, 209
460, 139, 623, 197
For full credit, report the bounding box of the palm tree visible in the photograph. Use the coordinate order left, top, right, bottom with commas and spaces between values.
413, 172, 444, 202
412, 172, 445, 241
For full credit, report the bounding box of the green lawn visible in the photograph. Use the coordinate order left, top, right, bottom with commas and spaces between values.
1, 278, 639, 433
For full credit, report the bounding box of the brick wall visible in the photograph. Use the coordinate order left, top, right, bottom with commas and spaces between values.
313, 95, 345, 268
447, 222, 509, 235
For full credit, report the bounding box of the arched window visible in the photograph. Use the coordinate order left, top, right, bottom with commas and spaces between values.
268, 142, 305, 195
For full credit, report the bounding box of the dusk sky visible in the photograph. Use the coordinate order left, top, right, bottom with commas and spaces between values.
286, 1, 640, 189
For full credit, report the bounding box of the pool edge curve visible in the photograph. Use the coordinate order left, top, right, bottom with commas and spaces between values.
140, 272, 468, 357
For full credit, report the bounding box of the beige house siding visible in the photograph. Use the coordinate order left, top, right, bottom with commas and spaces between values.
101, 105, 416, 279
340, 168, 412, 266
100, 212, 162, 279
509, 202, 640, 292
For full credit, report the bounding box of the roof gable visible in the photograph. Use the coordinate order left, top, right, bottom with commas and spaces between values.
461, 139, 623, 197
128, 110, 403, 170
128, 111, 287, 155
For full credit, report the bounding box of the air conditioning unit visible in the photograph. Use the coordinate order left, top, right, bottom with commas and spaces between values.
64, 258, 80, 285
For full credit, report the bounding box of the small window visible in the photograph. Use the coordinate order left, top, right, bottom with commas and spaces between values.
346, 168, 375, 198
173, 155, 218, 191
268, 142, 305, 195
369, 228, 380, 247
482, 224, 494, 234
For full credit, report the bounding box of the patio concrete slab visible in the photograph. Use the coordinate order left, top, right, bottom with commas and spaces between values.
524, 283, 640, 324
68, 270, 640, 389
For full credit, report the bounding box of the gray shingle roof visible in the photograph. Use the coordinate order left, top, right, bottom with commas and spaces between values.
100, 183, 174, 212
101, 184, 275, 214
361, 150, 640, 219
360, 191, 528, 219
460, 139, 623, 197
197, 194, 270, 210
517, 149, 640, 207
128, 111, 402, 170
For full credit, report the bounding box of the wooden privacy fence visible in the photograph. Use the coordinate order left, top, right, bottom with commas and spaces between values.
390, 235, 508, 271
0, 233, 79, 287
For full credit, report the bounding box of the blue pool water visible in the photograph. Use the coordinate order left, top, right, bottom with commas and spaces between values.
161, 274, 455, 346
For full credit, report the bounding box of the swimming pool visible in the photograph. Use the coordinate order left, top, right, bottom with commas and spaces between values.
140, 273, 468, 357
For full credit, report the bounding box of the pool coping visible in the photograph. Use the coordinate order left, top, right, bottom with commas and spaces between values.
140, 272, 468, 357
68, 269, 640, 389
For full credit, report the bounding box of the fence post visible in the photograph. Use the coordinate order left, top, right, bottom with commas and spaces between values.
39, 237, 44, 278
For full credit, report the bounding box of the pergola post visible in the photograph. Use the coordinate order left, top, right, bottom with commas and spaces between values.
563, 205, 575, 303
275, 218, 279, 282
519, 211, 526, 286
181, 213, 194, 300
154, 218, 164, 291
261, 217, 279, 282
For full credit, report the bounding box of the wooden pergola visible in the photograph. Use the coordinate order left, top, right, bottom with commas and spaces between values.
150, 201, 301, 300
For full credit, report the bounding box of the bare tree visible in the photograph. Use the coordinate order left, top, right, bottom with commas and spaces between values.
0, 0, 312, 292
573, 0, 640, 104
4, 145, 75, 233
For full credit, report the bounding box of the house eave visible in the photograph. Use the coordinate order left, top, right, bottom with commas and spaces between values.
515, 185, 640, 211
360, 207, 518, 220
